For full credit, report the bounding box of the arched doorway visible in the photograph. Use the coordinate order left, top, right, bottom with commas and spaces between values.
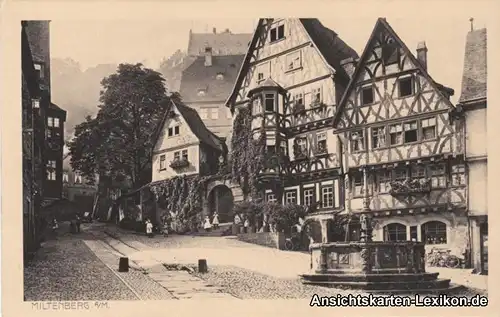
207, 185, 234, 223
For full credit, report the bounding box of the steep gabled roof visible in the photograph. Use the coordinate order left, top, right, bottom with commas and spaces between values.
21, 23, 40, 97
179, 54, 245, 103
459, 28, 487, 104
224, 18, 359, 109
187, 30, 252, 56
152, 100, 224, 153
332, 18, 456, 128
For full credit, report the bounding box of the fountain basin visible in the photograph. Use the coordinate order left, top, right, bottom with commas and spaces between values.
300, 241, 460, 294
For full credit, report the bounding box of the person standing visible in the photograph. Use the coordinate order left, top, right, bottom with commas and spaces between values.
212, 212, 220, 230
243, 217, 249, 233
75, 215, 81, 233
146, 219, 153, 238
203, 216, 212, 232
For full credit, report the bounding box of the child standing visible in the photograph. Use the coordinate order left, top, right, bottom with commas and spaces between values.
146, 219, 153, 238
203, 216, 212, 232
212, 212, 220, 230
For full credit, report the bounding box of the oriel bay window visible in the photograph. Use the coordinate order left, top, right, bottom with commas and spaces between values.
384, 223, 407, 241
421, 221, 447, 244
285, 190, 297, 204
321, 186, 334, 208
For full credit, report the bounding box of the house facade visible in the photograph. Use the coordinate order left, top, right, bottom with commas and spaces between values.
62, 153, 98, 214
22, 21, 48, 258
179, 28, 252, 139
44, 102, 66, 200
225, 18, 359, 225
458, 27, 487, 274
332, 18, 468, 256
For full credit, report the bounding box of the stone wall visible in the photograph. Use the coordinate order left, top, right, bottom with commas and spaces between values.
237, 232, 285, 249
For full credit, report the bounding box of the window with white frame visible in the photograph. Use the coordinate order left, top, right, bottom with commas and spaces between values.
286, 50, 301, 71
294, 93, 304, 106
34, 62, 44, 80
174, 151, 181, 161
351, 130, 365, 152
296, 137, 307, 154
353, 172, 364, 197
47, 117, 54, 127
376, 170, 391, 193
181, 149, 188, 161
269, 20, 285, 42
316, 132, 327, 154
63, 172, 69, 183
210, 108, 218, 119
384, 223, 407, 241
303, 188, 314, 206
421, 117, 436, 140
371, 126, 386, 149
451, 164, 465, 186
264, 93, 275, 112
200, 108, 208, 119
321, 186, 334, 208
159, 154, 166, 170
285, 190, 297, 204
429, 163, 446, 188
266, 193, 277, 203
168, 125, 180, 137
389, 123, 403, 145
312, 87, 322, 105
46, 160, 56, 180
32, 99, 40, 109
403, 121, 418, 143
252, 98, 262, 115
421, 221, 447, 244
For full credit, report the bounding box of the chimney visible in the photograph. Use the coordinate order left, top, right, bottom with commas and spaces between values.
204, 46, 213, 67
416, 41, 428, 70
213, 27, 216, 34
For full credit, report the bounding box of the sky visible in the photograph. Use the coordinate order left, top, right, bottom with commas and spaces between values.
49, 15, 488, 104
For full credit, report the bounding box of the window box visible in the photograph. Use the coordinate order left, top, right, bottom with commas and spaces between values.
389, 178, 431, 195
169, 158, 190, 169
292, 102, 306, 116
311, 101, 327, 112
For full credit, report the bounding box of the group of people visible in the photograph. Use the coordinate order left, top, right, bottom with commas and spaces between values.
203, 212, 219, 232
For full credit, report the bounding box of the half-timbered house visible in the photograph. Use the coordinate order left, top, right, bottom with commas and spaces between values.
332, 18, 468, 255
225, 18, 359, 220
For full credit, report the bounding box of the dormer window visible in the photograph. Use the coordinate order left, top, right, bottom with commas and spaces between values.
216, 72, 224, 80
197, 89, 206, 96
264, 93, 275, 112
270, 20, 285, 42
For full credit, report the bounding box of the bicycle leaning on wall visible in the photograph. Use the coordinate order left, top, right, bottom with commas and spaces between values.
426, 248, 462, 268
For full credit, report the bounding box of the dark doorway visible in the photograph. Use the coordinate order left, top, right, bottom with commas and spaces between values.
480, 222, 488, 274
208, 185, 234, 223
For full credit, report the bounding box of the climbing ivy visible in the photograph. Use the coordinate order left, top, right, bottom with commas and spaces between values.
149, 175, 210, 232
230, 105, 266, 199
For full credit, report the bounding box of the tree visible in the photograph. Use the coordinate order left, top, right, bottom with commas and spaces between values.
68, 63, 180, 190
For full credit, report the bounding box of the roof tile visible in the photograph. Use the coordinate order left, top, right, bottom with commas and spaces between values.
459, 28, 487, 103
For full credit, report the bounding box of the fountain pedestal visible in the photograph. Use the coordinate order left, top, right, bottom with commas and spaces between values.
301, 241, 461, 293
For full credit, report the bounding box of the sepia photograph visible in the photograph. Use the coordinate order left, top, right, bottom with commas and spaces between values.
5, 1, 494, 314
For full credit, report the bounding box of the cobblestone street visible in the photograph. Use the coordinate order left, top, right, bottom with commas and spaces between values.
24, 222, 488, 301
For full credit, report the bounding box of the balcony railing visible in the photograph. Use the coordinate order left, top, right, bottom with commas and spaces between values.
389, 178, 431, 196
169, 158, 190, 169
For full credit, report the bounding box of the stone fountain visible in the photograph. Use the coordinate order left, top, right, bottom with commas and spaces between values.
300, 214, 461, 294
